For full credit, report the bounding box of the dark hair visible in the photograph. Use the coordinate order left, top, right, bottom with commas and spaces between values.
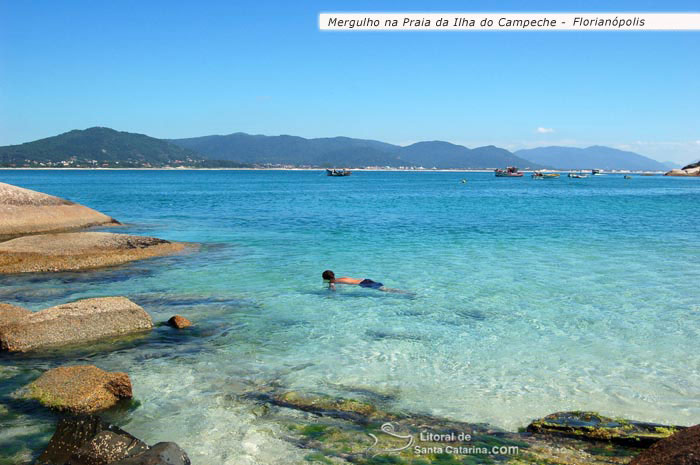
322, 270, 335, 282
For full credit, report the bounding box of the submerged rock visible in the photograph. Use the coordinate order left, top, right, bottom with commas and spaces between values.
0, 182, 119, 240
527, 411, 683, 447
629, 424, 700, 465
0, 297, 152, 352
111, 442, 191, 465
19, 365, 132, 414
167, 315, 192, 329
37, 416, 190, 465
263, 391, 380, 423
0, 232, 188, 274
249, 390, 643, 464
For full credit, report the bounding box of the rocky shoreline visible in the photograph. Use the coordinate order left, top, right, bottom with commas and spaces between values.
0, 182, 195, 464
1, 181, 697, 465
664, 162, 700, 177
0, 182, 190, 274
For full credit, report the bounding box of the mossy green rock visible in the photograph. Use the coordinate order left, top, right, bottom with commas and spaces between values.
18, 365, 133, 414
527, 412, 683, 447
251, 390, 644, 464
257, 391, 382, 423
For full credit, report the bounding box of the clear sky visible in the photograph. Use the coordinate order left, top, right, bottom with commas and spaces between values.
1, 0, 698, 164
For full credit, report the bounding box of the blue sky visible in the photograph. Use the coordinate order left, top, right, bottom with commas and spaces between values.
1, 0, 698, 163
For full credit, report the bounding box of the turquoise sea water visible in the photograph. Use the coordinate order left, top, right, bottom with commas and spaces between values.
1, 170, 699, 464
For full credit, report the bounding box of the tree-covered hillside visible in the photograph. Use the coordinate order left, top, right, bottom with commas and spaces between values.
0, 127, 206, 168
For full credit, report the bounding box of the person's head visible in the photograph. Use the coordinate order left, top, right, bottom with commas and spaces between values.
322, 270, 335, 283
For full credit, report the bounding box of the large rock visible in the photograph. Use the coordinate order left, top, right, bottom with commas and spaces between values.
630, 424, 700, 465
665, 163, 700, 176
0, 302, 31, 326
527, 411, 683, 447
20, 365, 132, 414
0, 232, 187, 274
0, 297, 153, 352
0, 182, 118, 240
37, 416, 190, 465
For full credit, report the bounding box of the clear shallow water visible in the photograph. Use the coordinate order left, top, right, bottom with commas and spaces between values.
1, 170, 699, 464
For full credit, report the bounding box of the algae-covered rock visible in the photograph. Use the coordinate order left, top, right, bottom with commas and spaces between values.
0, 232, 188, 274
0, 182, 119, 240
629, 424, 700, 465
248, 390, 642, 464
527, 411, 683, 447
269, 391, 379, 422
19, 365, 132, 414
0, 297, 152, 352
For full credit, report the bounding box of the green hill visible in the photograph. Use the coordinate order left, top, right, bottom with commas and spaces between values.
0, 127, 213, 168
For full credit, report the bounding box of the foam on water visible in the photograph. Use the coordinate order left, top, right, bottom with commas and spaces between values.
1, 170, 699, 463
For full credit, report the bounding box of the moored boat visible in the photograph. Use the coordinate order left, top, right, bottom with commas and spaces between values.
494, 166, 523, 177
326, 169, 352, 177
532, 171, 560, 179
568, 172, 588, 178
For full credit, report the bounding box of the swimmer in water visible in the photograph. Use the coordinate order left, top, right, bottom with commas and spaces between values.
322, 270, 412, 294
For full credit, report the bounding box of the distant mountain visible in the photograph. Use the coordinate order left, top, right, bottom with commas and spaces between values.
170, 133, 402, 167
399, 141, 535, 169
171, 133, 541, 169
662, 161, 682, 170
514, 146, 668, 171
0, 127, 219, 168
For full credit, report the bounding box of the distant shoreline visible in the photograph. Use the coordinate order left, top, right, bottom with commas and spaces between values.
0, 167, 668, 174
